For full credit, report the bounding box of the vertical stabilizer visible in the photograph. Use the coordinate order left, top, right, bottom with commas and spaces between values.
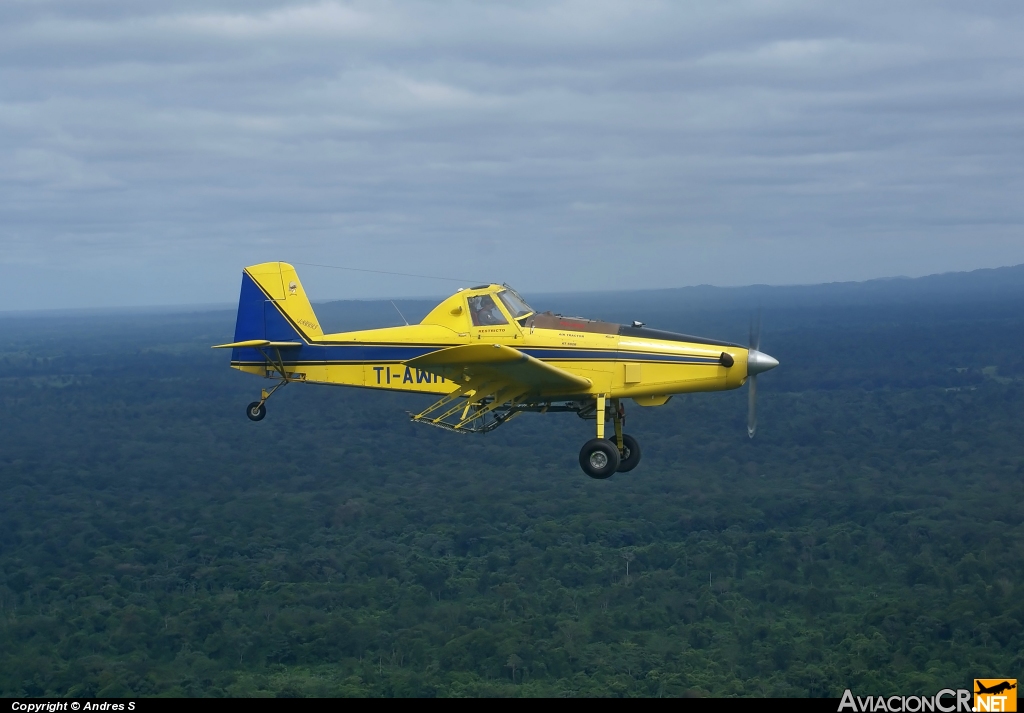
232, 262, 324, 343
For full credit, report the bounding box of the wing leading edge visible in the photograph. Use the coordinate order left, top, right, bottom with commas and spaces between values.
211, 340, 303, 349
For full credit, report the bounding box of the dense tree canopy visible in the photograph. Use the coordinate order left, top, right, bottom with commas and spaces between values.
0, 281, 1022, 697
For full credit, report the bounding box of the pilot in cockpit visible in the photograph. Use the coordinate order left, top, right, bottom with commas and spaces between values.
468, 295, 506, 326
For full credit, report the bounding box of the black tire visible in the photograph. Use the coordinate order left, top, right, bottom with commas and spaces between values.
246, 401, 266, 422
609, 433, 642, 472
579, 438, 620, 479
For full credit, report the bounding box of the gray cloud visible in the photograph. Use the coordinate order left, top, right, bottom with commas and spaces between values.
1, 1, 1022, 308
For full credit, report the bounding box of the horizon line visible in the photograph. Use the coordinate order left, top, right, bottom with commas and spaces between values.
1, 263, 1021, 318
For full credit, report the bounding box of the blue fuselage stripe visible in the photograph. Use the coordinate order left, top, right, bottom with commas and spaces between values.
231, 343, 721, 365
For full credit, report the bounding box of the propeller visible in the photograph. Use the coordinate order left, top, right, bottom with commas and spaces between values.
748, 312, 759, 438
745, 310, 778, 438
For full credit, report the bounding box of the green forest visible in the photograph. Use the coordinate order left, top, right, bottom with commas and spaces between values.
1, 270, 1022, 697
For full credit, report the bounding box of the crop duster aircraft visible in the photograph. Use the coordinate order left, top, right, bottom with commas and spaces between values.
214, 262, 779, 478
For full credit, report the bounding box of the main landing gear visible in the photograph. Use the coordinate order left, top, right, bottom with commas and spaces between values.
579, 396, 642, 479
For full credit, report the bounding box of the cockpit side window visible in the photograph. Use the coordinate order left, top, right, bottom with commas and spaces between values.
468, 294, 508, 326
496, 289, 534, 319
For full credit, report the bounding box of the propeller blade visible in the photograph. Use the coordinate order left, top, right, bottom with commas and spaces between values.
749, 309, 761, 353
747, 374, 757, 438
747, 308, 768, 438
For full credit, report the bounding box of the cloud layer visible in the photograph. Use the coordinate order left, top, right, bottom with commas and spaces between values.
2, 1, 1023, 308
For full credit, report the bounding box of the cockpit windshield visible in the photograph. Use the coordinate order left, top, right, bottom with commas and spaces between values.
497, 288, 534, 319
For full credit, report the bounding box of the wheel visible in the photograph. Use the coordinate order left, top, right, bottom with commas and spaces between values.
579, 438, 620, 479
246, 401, 266, 421
609, 433, 642, 472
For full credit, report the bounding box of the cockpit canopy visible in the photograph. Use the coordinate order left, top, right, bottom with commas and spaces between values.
468, 287, 535, 326
423, 283, 742, 349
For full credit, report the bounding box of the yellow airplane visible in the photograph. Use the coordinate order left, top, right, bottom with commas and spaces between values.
214, 262, 779, 478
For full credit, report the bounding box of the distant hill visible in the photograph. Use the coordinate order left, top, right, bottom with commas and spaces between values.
531, 262, 1024, 312
3, 263, 1020, 337
312, 263, 1024, 336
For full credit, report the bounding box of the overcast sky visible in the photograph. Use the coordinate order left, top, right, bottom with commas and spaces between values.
1, 1, 1022, 309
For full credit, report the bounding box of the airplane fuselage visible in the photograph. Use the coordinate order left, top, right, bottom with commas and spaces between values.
228, 268, 754, 403
217, 263, 779, 477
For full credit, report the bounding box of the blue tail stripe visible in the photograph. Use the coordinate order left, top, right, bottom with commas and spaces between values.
231, 271, 305, 362
233, 272, 269, 343
264, 298, 303, 342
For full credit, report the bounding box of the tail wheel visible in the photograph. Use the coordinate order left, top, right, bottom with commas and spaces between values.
579, 438, 620, 479
246, 402, 267, 422
610, 434, 642, 472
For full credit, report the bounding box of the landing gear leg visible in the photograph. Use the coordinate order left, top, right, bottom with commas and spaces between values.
613, 398, 624, 453
609, 399, 641, 472
579, 394, 620, 478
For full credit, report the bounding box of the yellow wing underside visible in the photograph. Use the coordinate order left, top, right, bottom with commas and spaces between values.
405, 343, 592, 431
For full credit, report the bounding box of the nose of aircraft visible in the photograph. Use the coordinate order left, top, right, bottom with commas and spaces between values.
747, 349, 779, 376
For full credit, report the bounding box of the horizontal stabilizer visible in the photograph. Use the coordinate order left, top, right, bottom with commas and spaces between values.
406, 343, 591, 394
211, 340, 303, 349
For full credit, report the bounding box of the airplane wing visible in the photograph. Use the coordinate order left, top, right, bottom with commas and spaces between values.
211, 340, 303, 349
405, 343, 591, 395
